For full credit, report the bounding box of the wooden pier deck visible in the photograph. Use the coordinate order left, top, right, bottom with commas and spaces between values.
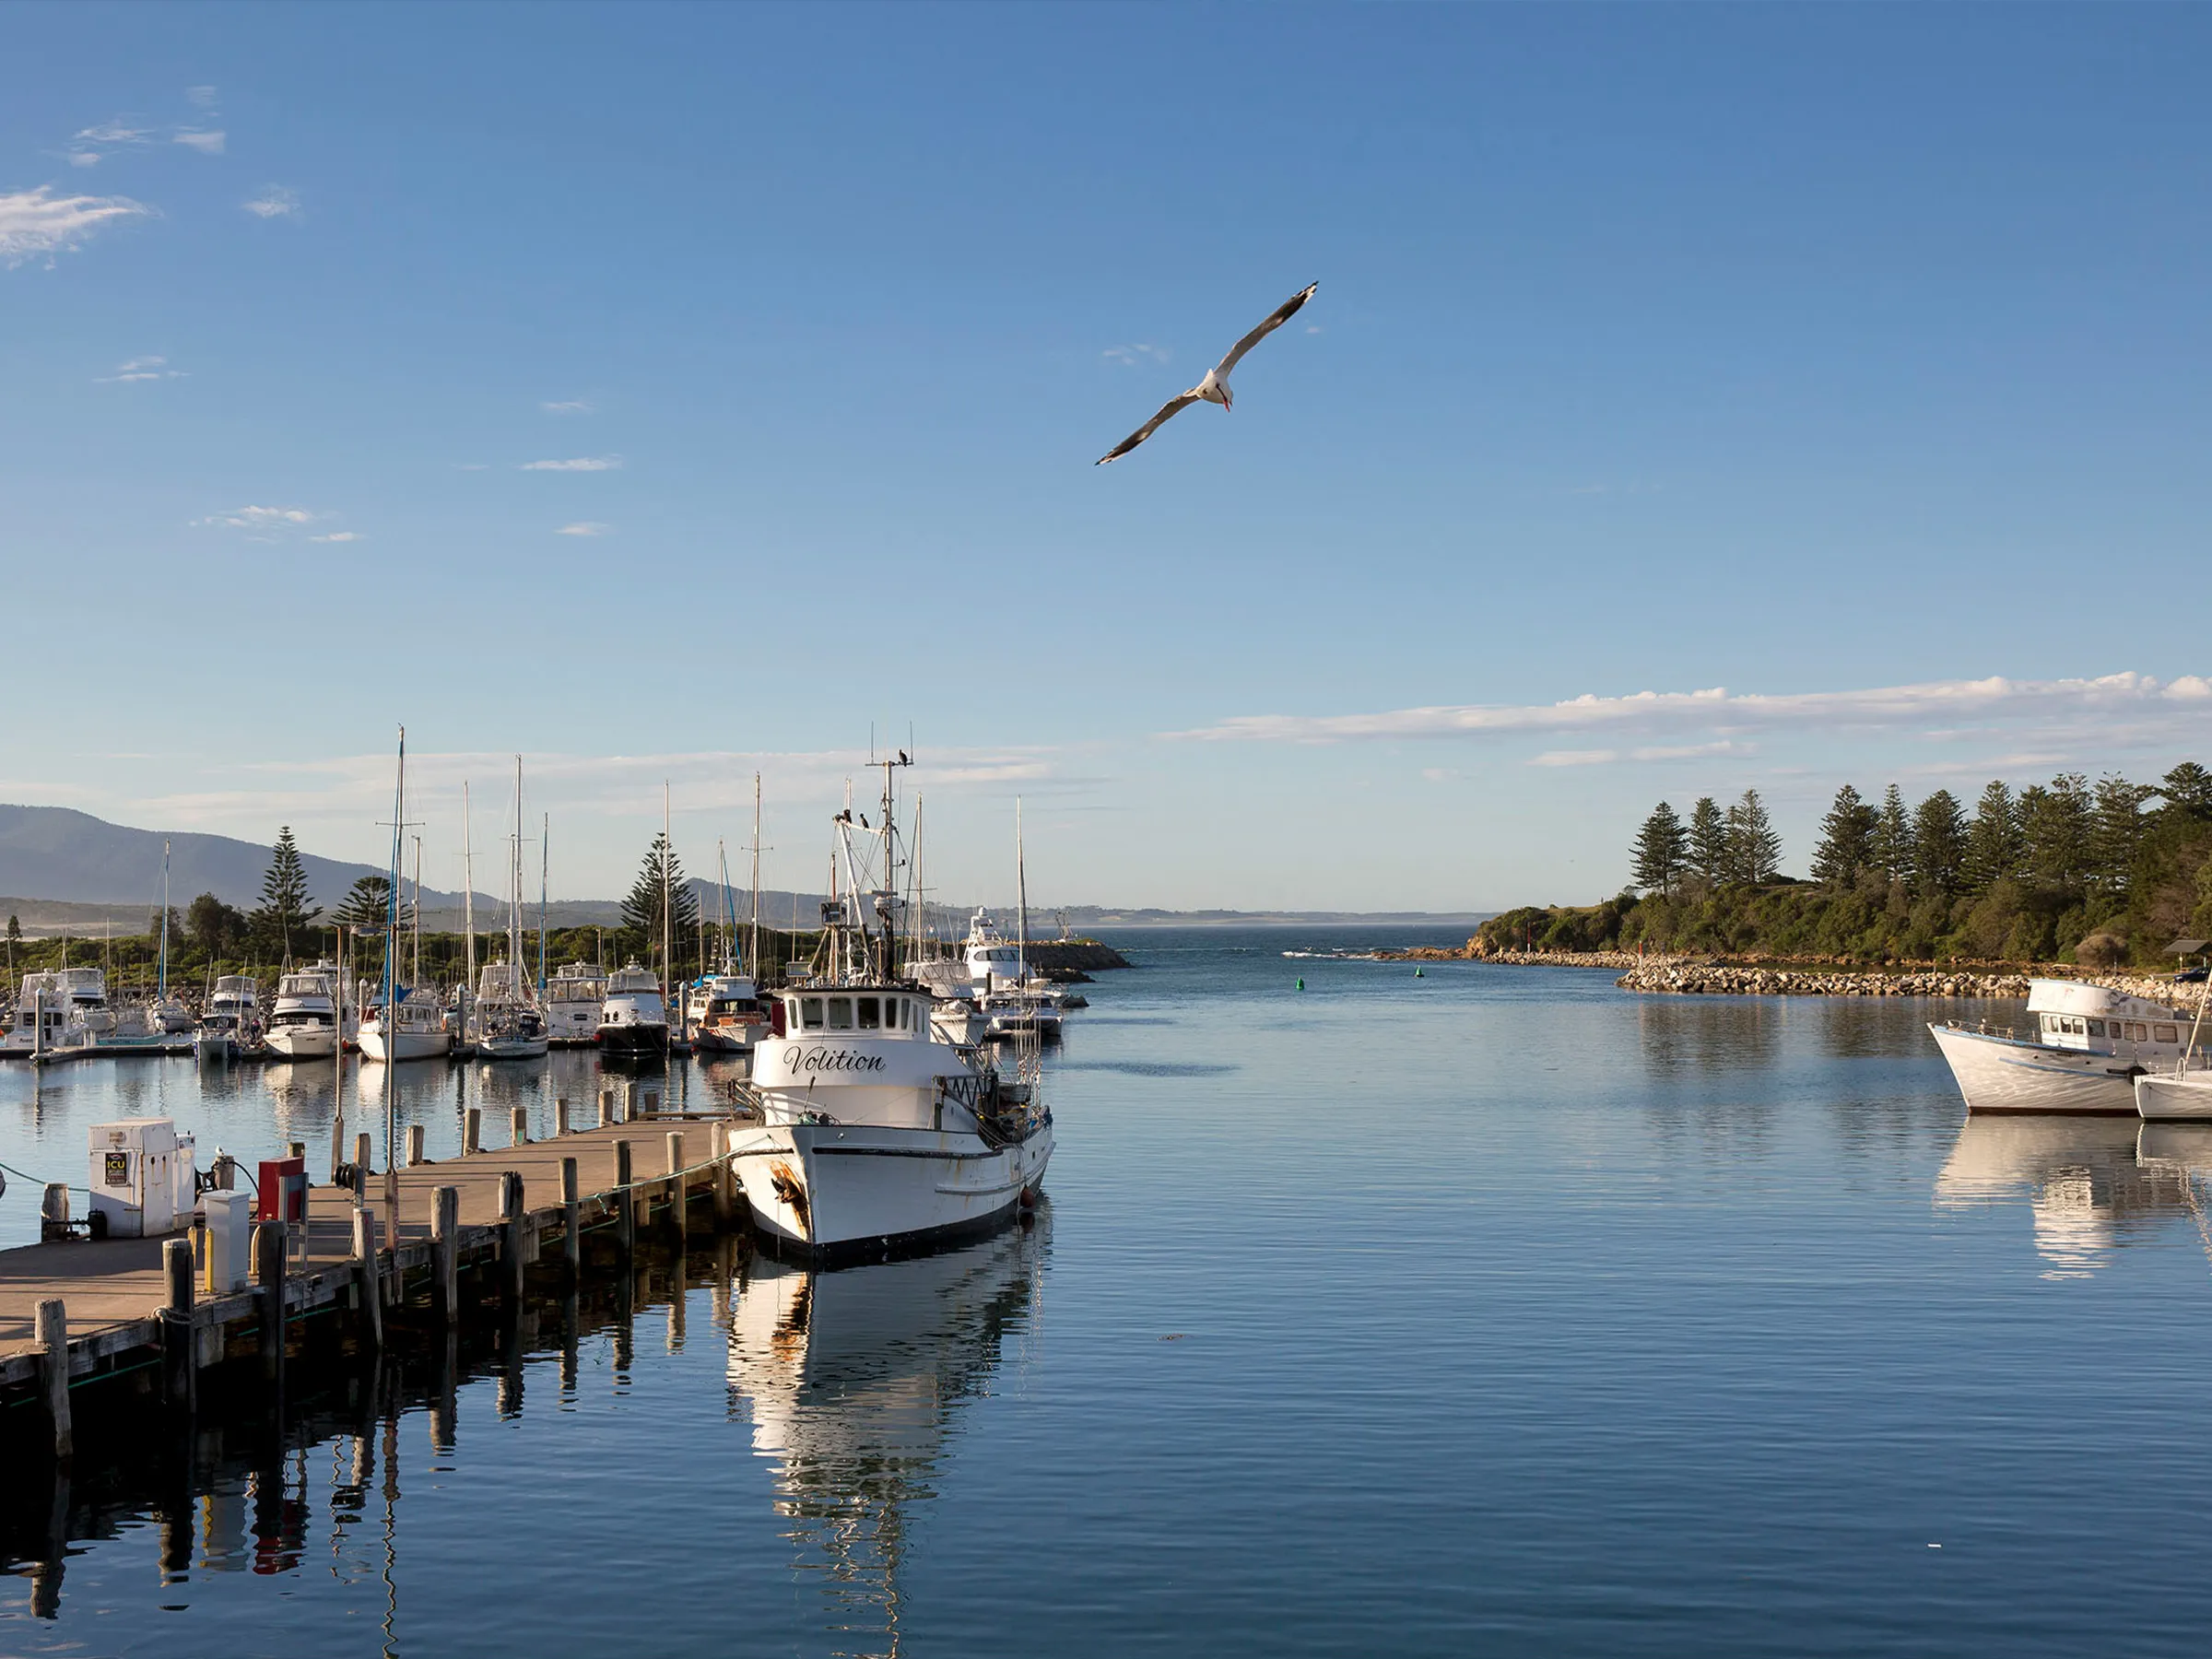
0, 1110, 746, 1408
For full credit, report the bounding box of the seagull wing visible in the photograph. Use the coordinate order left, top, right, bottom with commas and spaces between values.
1097, 391, 1202, 465
1213, 281, 1318, 378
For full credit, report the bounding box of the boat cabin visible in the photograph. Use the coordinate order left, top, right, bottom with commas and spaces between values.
772, 988, 931, 1039
2026, 978, 2196, 1054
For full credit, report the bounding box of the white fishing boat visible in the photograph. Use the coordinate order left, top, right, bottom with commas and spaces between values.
4, 971, 91, 1057
359, 988, 453, 1062
689, 972, 770, 1053
470, 759, 550, 1060
265, 962, 342, 1059
725, 769, 1053, 1261
545, 961, 607, 1046
597, 961, 669, 1053
1929, 978, 2205, 1113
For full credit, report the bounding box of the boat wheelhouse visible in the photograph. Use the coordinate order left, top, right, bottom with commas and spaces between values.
1930, 978, 2206, 1114
688, 972, 770, 1053
544, 962, 606, 1046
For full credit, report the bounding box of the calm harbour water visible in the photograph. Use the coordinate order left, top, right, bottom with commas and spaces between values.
7, 925, 2212, 1655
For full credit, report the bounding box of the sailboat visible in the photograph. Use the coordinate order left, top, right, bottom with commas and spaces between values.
475, 758, 549, 1060
691, 779, 772, 1054
724, 758, 1054, 1259
359, 735, 453, 1064
147, 841, 194, 1041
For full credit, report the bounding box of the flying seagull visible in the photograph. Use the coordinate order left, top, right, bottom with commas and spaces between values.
1096, 281, 1317, 465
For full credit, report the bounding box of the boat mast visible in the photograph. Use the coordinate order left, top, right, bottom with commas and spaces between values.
749, 772, 762, 982
538, 812, 548, 996
159, 840, 171, 997
511, 757, 524, 1000
1016, 796, 1029, 991
383, 725, 405, 1222
410, 835, 422, 990
462, 782, 476, 1028
661, 782, 674, 1012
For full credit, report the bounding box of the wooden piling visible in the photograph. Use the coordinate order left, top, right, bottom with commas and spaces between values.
560, 1157, 581, 1276
465, 1107, 482, 1156
352, 1207, 382, 1348
614, 1138, 635, 1260
432, 1186, 460, 1325
354, 1131, 373, 1190
665, 1132, 686, 1235
406, 1124, 427, 1167
500, 1171, 526, 1302
37, 1299, 71, 1461
511, 1105, 529, 1147
161, 1239, 195, 1411
711, 1122, 735, 1229
253, 1220, 286, 1385
555, 1095, 570, 1136
598, 1087, 615, 1127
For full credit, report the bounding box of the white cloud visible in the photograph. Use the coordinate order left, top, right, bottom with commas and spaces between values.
96, 354, 184, 383
193, 504, 324, 536
242, 185, 300, 219
309, 531, 364, 544
555, 522, 607, 536
173, 129, 226, 155
1174, 673, 2212, 747
0, 186, 153, 266
66, 152, 101, 170
1304, 324, 1322, 335
186, 86, 219, 109
521, 455, 622, 472
540, 399, 593, 415
74, 120, 151, 147
1102, 343, 1171, 368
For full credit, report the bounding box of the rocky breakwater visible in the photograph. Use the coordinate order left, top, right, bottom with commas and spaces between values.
1618, 963, 2033, 997
1018, 939, 1133, 982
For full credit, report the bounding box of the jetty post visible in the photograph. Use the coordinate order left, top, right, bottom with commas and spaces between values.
465, 1108, 482, 1155
161, 1238, 195, 1412
511, 1105, 529, 1147
406, 1124, 427, 1167
556, 1095, 570, 1135
665, 1132, 685, 1238
253, 1220, 286, 1387
614, 1138, 635, 1262
598, 1087, 614, 1127
499, 1171, 526, 1302
37, 1299, 71, 1461
352, 1206, 382, 1348
560, 1155, 581, 1276
431, 1186, 460, 1324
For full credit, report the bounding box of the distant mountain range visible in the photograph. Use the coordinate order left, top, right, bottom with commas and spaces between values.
0, 805, 1488, 935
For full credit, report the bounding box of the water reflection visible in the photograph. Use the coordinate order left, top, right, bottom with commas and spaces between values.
724, 1218, 1046, 1657
1634, 996, 1785, 1076
1936, 1116, 2203, 1277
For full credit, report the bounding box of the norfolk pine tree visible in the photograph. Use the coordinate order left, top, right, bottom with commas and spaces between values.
1631, 803, 1688, 896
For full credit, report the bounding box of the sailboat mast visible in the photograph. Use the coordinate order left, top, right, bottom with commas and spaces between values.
749, 773, 762, 980
511, 757, 524, 999
662, 782, 673, 1006
463, 782, 476, 1013
538, 813, 548, 995
159, 840, 171, 996
1016, 796, 1029, 990
383, 725, 405, 1221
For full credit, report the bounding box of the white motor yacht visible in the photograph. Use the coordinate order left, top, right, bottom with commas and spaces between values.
265, 962, 342, 1059
724, 789, 1052, 1260
359, 987, 453, 1062
597, 961, 669, 1053
545, 961, 607, 1046
195, 973, 265, 1062
3, 971, 91, 1056
1929, 979, 2205, 1113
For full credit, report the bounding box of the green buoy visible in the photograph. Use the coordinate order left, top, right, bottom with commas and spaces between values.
1415, 967, 1425, 978
1296, 977, 1304, 991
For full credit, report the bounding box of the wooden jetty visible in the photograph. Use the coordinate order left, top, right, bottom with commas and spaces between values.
0, 1099, 750, 1452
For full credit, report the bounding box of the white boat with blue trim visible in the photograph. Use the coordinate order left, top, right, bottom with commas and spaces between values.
1930, 978, 2205, 1113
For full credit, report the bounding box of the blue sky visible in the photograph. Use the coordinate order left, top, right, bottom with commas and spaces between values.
3, 3, 2206, 912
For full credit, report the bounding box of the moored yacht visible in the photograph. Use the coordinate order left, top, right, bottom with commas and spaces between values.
545, 961, 606, 1046
472, 961, 549, 1059
195, 973, 265, 1062
3, 971, 89, 1056
1930, 978, 2206, 1113
265, 962, 342, 1059
688, 971, 770, 1053
359, 987, 453, 1062
724, 777, 1053, 1260
597, 961, 669, 1053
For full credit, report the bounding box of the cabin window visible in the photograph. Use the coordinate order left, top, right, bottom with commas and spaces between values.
858, 996, 881, 1030
2088, 1019, 2106, 1037
900, 998, 914, 1030
800, 997, 825, 1031
2127, 1022, 2147, 1041
2156, 1024, 2179, 1044
827, 997, 853, 1030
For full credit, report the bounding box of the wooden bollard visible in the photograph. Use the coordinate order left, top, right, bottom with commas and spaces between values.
500, 1171, 526, 1301
711, 1122, 735, 1229
614, 1139, 635, 1259
36, 1300, 70, 1461
665, 1132, 686, 1235
161, 1238, 195, 1411
406, 1124, 427, 1166
352, 1207, 382, 1348
560, 1156, 581, 1276
431, 1186, 460, 1325
511, 1105, 529, 1147
642, 1086, 661, 1118
464, 1107, 482, 1156
253, 1220, 286, 1385
354, 1131, 373, 1186
598, 1088, 615, 1127
556, 1095, 571, 1136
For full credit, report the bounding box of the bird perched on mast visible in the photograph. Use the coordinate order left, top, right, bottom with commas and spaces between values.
1096, 282, 1318, 465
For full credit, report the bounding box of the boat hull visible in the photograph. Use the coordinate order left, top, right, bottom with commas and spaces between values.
359, 1027, 454, 1063
2136, 1074, 2212, 1120
478, 1036, 550, 1060
265, 1027, 337, 1060
1928, 1023, 2142, 1114
726, 1119, 1052, 1262
597, 1022, 669, 1054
